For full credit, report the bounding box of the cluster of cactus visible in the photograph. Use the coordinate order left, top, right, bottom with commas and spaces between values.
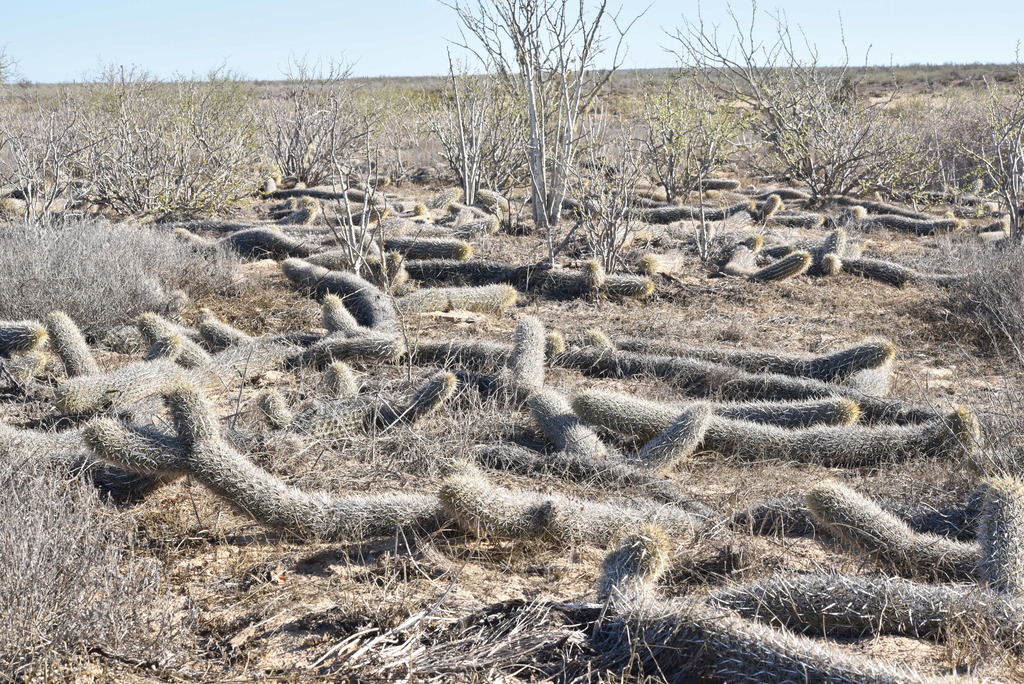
552, 344, 942, 425
595, 481, 1022, 682
4, 175, 1013, 681
259, 370, 457, 441
52, 310, 295, 415
612, 336, 895, 384
84, 384, 444, 540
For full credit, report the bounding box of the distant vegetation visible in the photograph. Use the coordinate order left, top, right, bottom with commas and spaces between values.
3, 2, 1024, 681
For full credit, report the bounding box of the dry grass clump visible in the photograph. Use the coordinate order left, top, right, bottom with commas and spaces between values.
0, 219, 239, 334
0, 460, 188, 679
935, 239, 1024, 366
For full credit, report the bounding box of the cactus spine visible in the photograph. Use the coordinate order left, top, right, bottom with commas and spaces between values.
635, 404, 711, 473
291, 334, 405, 370
806, 480, 979, 581
598, 525, 671, 602
748, 251, 812, 282
614, 598, 954, 683
383, 236, 473, 261
137, 313, 210, 369
527, 388, 606, 458
322, 361, 359, 398
374, 371, 458, 428
43, 311, 99, 377
544, 331, 566, 357
412, 338, 511, 372
222, 226, 312, 259
439, 464, 695, 546
977, 475, 1024, 595
452, 217, 500, 238
430, 187, 465, 210
699, 407, 978, 467
197, 309, 253, 351
582, 329, 614, 348
3, 350, 49, 386
641, 200, 754, 224
754, 194, 784, 222
256, 389, 294, 430
841, 257, 967, 288
55, 360, 189, 415
0, 420, 85, 465
554, 345, 941, 425
472, 443, 712, 513
0, 320, 48, 356
280, 259, 400, 334
708, 571, 1024, 643
611, 338, 895, 384
397, 284, 518, 315
321, 294, 366, 336
84, 385, 443, 540
601, 274, 655, 298
861, 214, 962, 236
509, 316, 546, 393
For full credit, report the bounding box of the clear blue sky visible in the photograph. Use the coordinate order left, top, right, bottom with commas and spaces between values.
3, 1, 1022, 83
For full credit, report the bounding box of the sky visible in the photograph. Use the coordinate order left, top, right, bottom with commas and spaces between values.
2, 1, 1023, 83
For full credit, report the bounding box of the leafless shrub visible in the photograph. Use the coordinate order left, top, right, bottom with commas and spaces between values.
0, 218, 238, 333
324, 144, 391, 280
427, 58, 528, 203
372, 86, 430, 184
0, 89, 92, 223
263, 57, 370, 186
891, 92, 989, 198
70, 66, 264, 219
574, 110, 647, 271
634, 70, 745, 204
0, 460, 188, 679
674, 4, 918, 202
966, 68, 1024, 237
448, 0, 638, 262
0, 48, 13, 84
